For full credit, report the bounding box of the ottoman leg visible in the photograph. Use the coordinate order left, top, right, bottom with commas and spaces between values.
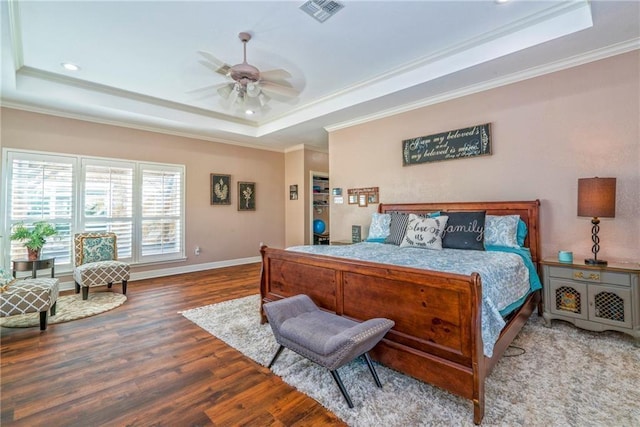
82, 286, 89, 300
50, 301, 57, 316
268, 345, 285, 369
363, 352, 382, 388
39, 311, 48, 331
122, 280, 127, 295
75, 281, 80, 294
330, 369, 354, 408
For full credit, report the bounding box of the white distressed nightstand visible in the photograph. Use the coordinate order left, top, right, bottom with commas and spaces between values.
541, 258, 639, 345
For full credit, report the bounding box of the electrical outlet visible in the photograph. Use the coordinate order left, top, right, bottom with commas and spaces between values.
195, 246, 200, 256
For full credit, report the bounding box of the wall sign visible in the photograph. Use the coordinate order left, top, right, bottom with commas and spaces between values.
402, 123, 491, 166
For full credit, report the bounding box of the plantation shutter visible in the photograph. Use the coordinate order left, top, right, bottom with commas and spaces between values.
81, 160, 134, 260
140, 164, 183, 260
7, 153, 74, 265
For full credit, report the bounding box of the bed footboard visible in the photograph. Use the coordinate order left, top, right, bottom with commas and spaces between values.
260, 245, 487, 423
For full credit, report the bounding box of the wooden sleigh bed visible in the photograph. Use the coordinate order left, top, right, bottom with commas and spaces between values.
260, 200, 541, 424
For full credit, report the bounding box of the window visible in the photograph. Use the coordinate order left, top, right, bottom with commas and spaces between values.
2, 149, 185, 271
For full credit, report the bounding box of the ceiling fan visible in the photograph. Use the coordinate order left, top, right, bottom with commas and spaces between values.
196, 32, 299, 111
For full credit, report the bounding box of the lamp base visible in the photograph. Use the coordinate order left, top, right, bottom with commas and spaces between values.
585, 258, 607, 266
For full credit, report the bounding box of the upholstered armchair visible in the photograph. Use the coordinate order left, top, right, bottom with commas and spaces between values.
73, 232, 130, 300
0, 267, 59, 330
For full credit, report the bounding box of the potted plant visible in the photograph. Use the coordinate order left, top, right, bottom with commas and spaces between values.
10, 221, 58, 260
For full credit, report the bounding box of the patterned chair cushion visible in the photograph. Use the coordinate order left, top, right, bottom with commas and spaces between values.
0, 278, 59, 317
73, 260, 130, 288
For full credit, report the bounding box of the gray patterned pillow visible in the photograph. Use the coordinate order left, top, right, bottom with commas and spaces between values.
384, 212, 411, 245
400, 214, 449, 250
485, 215, 520, 248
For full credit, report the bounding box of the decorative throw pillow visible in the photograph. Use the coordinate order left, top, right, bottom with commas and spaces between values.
385, 211, 441, 245
384, 212, 411, 245
81, 236, 116, 264
400, 214, 448, 250
442, 211, 486, 250
366, 213, 391, 242
517, 219, 528, 246
484, 215, 520, 248
0, 266, 16, 292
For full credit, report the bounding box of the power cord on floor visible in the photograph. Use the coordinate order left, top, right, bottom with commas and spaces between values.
503, 345, 526, 357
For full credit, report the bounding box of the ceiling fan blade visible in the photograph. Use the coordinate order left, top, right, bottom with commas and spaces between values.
186, 82, 228, 95
259, 68, 292, 81
260, 81, 299, 99
198, 60, 231, 76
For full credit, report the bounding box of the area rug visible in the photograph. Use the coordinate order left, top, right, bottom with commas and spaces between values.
1, 292, 127, 328
182, 294, 640, 427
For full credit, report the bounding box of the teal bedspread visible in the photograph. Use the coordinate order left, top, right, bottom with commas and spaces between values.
287, 242, 541, 357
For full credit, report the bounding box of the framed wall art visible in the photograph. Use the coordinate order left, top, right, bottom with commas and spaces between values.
238, 182, 256, 211
211, 174, 231, 205
289, 184, 298, 200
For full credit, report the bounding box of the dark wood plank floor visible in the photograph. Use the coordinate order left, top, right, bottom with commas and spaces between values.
1, 263, 345, 426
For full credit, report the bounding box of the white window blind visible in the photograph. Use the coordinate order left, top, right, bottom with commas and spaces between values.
81, 161, 134, 260
6, 153, 74, 265
2, 149, 185, 271
140, 165, 183, 260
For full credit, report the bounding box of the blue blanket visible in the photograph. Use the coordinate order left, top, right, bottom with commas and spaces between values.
287, 242, 541, 357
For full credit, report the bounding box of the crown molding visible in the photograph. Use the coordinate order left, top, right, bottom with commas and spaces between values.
325, 40, 640, 133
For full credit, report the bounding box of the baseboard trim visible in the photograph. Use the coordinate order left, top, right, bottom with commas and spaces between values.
57, 256, 261, 291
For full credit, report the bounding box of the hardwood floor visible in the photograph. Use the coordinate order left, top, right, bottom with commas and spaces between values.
1, 264, 345, 426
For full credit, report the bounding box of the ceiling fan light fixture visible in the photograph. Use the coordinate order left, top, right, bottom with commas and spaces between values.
246, 82, 261, 97
258, 93, 270, 107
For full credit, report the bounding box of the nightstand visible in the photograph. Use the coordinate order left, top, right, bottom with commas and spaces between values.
541, 258, 639, 345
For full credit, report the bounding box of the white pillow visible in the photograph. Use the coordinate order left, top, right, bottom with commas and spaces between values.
366, 213, 391, 241
400, 214, 448, 250
484, 215, 520, 248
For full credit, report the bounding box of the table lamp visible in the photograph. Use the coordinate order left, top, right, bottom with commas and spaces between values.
577, 177, 616, 265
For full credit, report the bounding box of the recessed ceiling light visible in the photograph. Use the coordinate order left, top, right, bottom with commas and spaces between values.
61, 62, 80, 71
495, 0, 510, 4
245, 109, 255, 115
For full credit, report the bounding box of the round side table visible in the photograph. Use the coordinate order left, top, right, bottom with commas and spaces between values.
12, 257, 55, 279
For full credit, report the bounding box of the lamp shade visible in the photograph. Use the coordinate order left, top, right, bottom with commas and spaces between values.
577, 177, 616, 218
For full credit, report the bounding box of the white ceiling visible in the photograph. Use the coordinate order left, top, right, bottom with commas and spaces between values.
1, 1, 639, 152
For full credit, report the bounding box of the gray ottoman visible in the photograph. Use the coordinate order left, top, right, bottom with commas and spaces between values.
263, 294, 395, 408
1, 278, 60, 330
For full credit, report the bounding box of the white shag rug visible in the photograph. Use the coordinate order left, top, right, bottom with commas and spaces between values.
1, 292, 127, 328
181, 295, 640, 427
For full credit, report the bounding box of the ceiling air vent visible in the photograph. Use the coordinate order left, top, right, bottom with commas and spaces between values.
300, 0, 345, 23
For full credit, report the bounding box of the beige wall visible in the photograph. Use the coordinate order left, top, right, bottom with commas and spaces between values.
283, 146, 328, 246
1, 108, 285, 276
329, 51, 640, 263
285, 148, 305, 246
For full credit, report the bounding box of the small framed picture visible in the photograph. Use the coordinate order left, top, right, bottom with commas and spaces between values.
358, 194, 368, 207
348, 194, 358, 204
368, 193, 378, 204
289, 184, 298, 200
211, 174, 231, 205
238, 182, 256, 211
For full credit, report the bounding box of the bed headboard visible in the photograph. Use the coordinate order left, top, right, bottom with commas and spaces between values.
378, 200, 541, 265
